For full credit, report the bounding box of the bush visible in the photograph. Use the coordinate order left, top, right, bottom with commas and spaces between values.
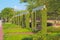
22, 36, 33, 40
47, 27, 60, 33
47, 33, 60, 40
32, 29, 40, 33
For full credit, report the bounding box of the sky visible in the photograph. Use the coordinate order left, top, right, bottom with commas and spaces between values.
0, 0, 27, 11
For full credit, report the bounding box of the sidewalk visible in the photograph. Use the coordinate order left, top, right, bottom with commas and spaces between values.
0, 20, 3, 40
0, 27, 3, 40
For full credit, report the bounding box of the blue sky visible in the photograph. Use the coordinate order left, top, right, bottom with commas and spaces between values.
0, 0, 27, 11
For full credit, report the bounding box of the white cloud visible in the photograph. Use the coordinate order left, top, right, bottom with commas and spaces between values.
14, 6, 18, 10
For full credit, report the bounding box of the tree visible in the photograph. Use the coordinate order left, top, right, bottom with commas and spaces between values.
47, 0, 60, 24
0, 13, 1, 17
20, 0, 60, 13
1, 8, 15, 22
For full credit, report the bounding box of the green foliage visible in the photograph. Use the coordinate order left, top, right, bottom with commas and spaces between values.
3, 23, 18, 29
47, 27, 60, 33
47, 0, 60, 11
4, 34, 32, 40
47, 33, 60, 40
0, 13, 2, 19
25, 13, 30, 29
3, 23, 32, 40
1, 8, 15, 22
3, 23, 32, 34
22, 36, 33, 40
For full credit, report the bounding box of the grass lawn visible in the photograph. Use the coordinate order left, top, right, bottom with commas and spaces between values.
3, 23, 33, 40
3, 23, 32, 33
3, 23, 60, 40
4, 34, 33, 40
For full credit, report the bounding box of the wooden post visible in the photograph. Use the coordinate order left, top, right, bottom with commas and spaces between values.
0, 20, 3, 40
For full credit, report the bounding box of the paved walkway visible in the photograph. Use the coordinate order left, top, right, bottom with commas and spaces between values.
0, 27, 3, 40
0, 20, 3, 40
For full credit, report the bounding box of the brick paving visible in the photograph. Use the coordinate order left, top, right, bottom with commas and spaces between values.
0, 27, 3, 40
0, 20, 3, 40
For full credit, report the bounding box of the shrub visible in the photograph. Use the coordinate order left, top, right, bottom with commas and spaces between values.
22, 36, 33, 40
47, 33, 60, 40
47, 27, 60, 33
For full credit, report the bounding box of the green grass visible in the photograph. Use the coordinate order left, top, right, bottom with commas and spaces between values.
3, 23, 18, 29
4, 34, 33, 40
4, 28, 32, 34
3, 23, 33, 40
3, 23, 60, 40
3, 23, 32, 33
47, 33, 60, 40
47, 26, 60, 33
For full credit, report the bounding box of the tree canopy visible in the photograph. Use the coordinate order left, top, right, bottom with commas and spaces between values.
1, 8, 15, 22
20, 0, 60, 12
